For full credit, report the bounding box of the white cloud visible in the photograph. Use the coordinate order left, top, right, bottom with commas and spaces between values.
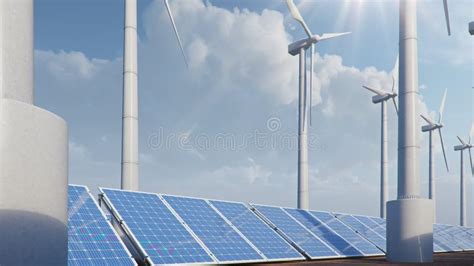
36, 50, 109, 81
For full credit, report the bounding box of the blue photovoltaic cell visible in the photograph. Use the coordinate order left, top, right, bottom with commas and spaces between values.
309, 211, 383, 255
284, 208, 363, 257
163, 195, 263, 263
445, 226, 474, 250
209, 200, 304, 261
335, 214, 386, 252
101, 189, 214, 265
434, 224, 463, 251
369, 216, 385, 226
68, 185, 136, 266
433, 224, 462, 251
352, 215, 386, 238
253, 205, 338, 259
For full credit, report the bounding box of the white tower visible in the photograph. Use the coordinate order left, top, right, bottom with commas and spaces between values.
0, 0, 68, 264
454, 136, 474, 227
121, 0, 139, 191
386, 0, 434, 262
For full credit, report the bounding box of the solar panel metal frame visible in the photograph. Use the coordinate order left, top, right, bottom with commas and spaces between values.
307, 211, 383, 257
207, 199, 305, 262
250, 203, 342, 260
160, 193, 267, 264
99, 188, 217, 265
68, 185, 137, 266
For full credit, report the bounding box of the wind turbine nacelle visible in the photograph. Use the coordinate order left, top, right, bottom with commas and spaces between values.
454, 145, 467, 151
421, 124, 438, 132
288, 36, 317, 55
470, 21, 474, 35
372, 94, 392, 104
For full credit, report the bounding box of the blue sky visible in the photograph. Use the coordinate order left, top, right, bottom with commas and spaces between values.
34, 0, 473, 225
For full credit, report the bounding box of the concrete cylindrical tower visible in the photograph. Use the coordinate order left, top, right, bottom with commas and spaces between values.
121, 0, 139, 191
0, 0, 68, 265
386, 0, 434, 263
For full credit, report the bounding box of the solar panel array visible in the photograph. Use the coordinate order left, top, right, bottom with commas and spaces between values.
209, 200, 304, 261
85, 186, 474, 264
162, 195, 264, 263
309, 211, 383, 256
335, 213, 386, 252
284, 208, 363, 257
68, 185, 136, 266
100, 189, 214, 265
252, 205, 339, 259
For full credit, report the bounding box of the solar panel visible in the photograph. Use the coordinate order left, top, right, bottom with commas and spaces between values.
100, 189, 214, 265
209, 200, 304, 261
162, 195, 264, 263
309, 211, 383, 256
252, 205, 339, 259
284, 208, 363, 257
434, 224, 463, 251
369, 216, 386, 226
444, 225, 474, 251
335, 214, 386, 252
352, 215, 386, 238
68, 185, 136, 266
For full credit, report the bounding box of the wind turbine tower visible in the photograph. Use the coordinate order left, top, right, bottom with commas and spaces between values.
285, 0, 350, 210
454, 136, 474, 226
121, 0, 187, 191
121, 0, 139, 191
420, 89, 449, 220
361, 57, 399, 219
0, 0, 68, 264
386, 0, 450, 263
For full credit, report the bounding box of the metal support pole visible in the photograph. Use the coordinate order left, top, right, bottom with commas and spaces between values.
297, 47, 309, 210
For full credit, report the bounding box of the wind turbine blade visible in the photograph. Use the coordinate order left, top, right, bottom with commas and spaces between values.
438, 128, 449, 172
458, 136, 467, 145
420, 114, 436, 126
286, 0, 312, 37
362, 85, 386, 96
318, 32, 351, 41
438, 88, 447, 124
469, 148, 474, 176
392, 97, 399, 115
391, 55, 399, 93
164, 0, 189, 68
309, 44, 314, 126
443, 0, 451, 36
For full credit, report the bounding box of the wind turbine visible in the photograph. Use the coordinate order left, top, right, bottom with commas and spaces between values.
285, 0, 350, 210
361, 56, 399, 219
454, 135, 474, 227
420, 89, 449, 217
386, 0, 451, 262
121, 0, 187, 191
